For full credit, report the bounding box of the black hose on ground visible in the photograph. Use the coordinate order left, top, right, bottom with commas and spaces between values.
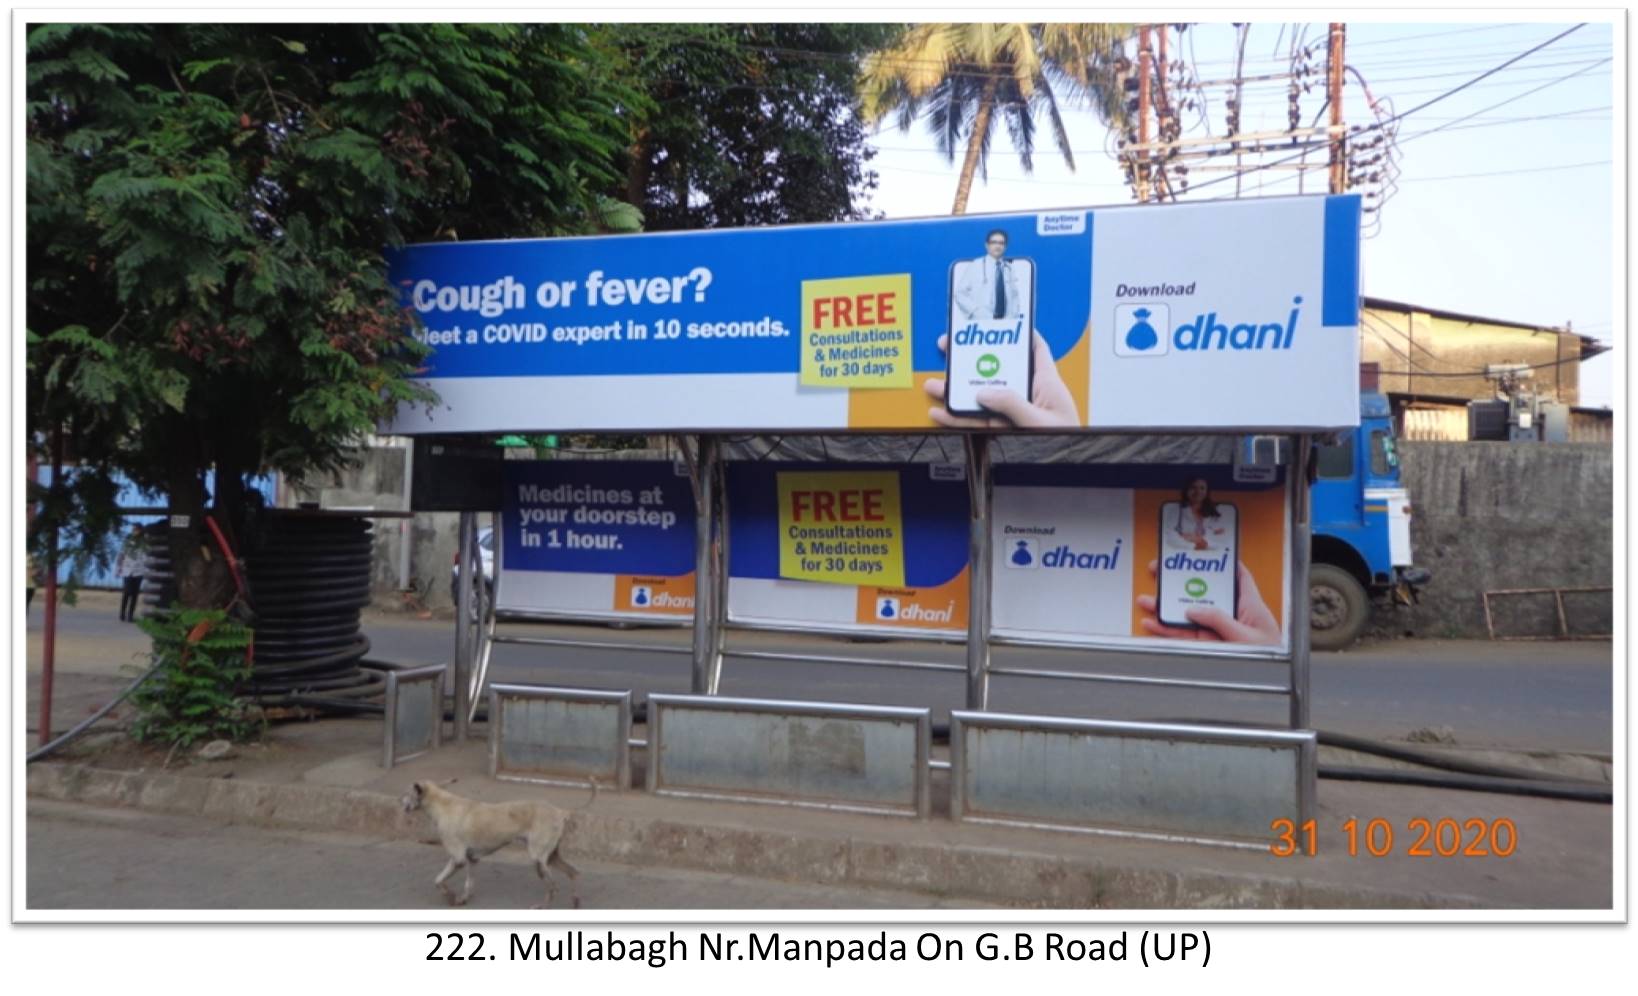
907, 717, 1608, 802
26, 662, 163, 764
1109, 717, 1607, 787
1321, 765, 1612, 804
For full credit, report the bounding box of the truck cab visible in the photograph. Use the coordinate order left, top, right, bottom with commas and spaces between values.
1309, 389, 1431, 649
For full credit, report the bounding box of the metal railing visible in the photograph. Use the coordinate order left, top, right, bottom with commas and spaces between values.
382, 664, 446, 768
949, 711, 1317, 848
488, 684, 632, 789
645, 694, 932, 819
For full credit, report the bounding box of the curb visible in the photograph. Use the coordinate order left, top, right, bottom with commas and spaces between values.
27, 762, 1468, 909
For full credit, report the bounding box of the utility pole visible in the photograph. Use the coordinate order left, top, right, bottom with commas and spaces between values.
1137, 24, 1152, 203
1154, 24, 1175, 202
1328, 22, 1347, 194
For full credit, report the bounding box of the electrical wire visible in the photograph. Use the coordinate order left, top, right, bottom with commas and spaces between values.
1181, 22, 1588, 196
1394, 56, 1612, 147
1397, 158, 1609, 182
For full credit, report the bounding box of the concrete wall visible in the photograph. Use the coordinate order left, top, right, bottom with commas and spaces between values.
1371, 441, 1613, 640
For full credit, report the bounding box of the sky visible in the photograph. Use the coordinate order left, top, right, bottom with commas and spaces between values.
858, 19, 1617, 407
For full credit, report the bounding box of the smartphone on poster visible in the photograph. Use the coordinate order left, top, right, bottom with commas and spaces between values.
944, 255, 1035, 417
1156, 499, 1240, 628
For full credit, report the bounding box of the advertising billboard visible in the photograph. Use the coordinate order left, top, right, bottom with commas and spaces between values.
495, 460, 696, 621
383, 195, 1360, 435
495, 459, 1291, 654
722, 461, 1290, 654
725, 462, 971, 638
989, 464, 1290, 653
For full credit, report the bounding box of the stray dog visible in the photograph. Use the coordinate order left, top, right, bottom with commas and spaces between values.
401, 778, 596, 908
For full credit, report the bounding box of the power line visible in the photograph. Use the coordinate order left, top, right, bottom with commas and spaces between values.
1394, 56, 1612, 146
1395, 158, 1609, 183
1183, 23, 1589, 195
869, 104, 1610, 159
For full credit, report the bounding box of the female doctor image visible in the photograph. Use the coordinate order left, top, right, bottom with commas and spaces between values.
1167, 477, 1228, 551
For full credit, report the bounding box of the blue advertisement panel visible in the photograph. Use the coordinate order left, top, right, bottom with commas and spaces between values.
726, 462, 971, 637
382, 196, 1361, 434
497, 460, 697, 619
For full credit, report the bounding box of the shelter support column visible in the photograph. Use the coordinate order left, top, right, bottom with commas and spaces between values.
685, 435, 723, 695
1289, 434, 1314, 730
965, 433, 993, 711
453, 510, 475, 740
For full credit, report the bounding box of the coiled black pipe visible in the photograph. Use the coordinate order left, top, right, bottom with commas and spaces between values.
142, 512, 385, 710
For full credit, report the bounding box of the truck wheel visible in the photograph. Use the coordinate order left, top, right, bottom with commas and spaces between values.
1309, 563, 1369, 651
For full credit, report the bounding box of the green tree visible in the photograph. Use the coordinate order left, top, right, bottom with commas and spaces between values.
27, 24, 646, 607
858, 23, 1132, 214
615, 23, 902, 229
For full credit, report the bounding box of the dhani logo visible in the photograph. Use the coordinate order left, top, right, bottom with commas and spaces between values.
1040, 539, 1123, 571
632, 586, 693, 610
1174, 296, 1304, 351
876, 596, 956, 624
953, 320, 1023, 346
1164, 550, 1231, 574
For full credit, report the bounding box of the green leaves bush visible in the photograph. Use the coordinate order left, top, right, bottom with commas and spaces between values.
129, 607, 260, 748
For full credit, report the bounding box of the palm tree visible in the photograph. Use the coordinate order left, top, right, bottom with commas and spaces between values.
859, 23, 1133, 214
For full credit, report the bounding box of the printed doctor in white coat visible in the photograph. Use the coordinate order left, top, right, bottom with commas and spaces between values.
953, 229, 1027, 322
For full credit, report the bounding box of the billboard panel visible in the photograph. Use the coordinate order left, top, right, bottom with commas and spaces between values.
496, 460, 696, 621
989, 465, 1290, 653
726, 462, 970, 638
383, 195, 1360, 434
495, 460, 1291, 654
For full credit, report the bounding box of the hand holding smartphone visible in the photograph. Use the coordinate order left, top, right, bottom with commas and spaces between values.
1156, 500, 1240, 628
944, 255, 1036, 417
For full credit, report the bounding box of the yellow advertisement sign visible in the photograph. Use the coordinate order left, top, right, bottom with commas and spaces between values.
799, 274, 912, 389
777, 471, 905, 586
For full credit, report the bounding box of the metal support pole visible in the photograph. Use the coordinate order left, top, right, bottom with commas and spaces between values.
1289, 434, 1314, 730
687, 435, 722, 695
396, 439, 414, 591
964, 433, 993, 710
453, 510, 475, 740
38, 429, 63, 747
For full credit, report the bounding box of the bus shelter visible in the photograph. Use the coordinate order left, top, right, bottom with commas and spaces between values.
389, 194, 1362, 846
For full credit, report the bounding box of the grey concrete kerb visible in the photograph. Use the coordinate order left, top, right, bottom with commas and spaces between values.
28, 761, 1467, 910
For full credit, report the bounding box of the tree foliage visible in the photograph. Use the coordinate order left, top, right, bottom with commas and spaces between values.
129, 607, 259, 748
615, 23, 901, 230
858, 23, 1132, 214
27, 24, 646, 605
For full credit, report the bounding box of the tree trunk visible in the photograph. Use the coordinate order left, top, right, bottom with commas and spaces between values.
951, 77, 1000, 216
625, 126, 653, 208
166, 441, 233, 610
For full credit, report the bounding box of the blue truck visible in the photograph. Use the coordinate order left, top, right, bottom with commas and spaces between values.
1309, 388, 1431, 649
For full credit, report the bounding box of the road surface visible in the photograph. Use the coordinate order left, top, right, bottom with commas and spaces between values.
26, 799, 984, 910
26, 593, 1613, 753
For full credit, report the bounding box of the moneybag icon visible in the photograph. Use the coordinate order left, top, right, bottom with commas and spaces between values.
1125, 307, 1159, 351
